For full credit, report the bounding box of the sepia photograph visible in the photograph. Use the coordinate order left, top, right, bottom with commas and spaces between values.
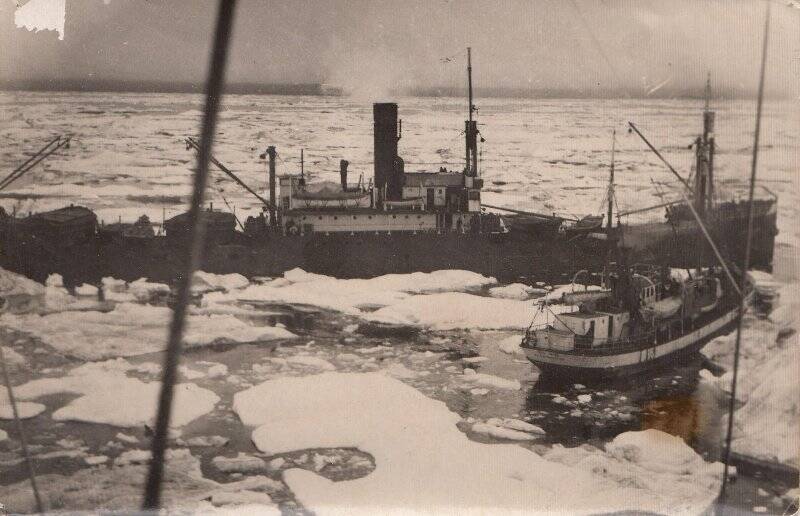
0, 0, 798, 513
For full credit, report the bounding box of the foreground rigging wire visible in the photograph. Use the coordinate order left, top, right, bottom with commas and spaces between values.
142, 0, 237, 509
0, 343, 43, 512
718, 0, 771, 510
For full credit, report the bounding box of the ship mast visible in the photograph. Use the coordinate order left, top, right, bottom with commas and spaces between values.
703, 73, 715, 211
607, 129, 616, 233
694, 73, 715, 216
465, 47, 479, 177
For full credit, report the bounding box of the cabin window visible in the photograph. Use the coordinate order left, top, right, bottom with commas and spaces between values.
405, 215, 409, 219
318, 216, 322, 220
417, 215, 421, 219
334, 216, 338, 220
353, 216, 357, 220
368, 216, 372, 219
392, 215, 396, 219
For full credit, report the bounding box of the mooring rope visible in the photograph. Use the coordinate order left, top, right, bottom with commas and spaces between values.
142, 0, 237, 509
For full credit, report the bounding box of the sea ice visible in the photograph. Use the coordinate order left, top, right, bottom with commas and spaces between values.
128, 278, 170, 301
487, 417, 546, 435
207, 363, 229, 378
193, 271, 250, 292
212, 453, 268, 473
233, 372, 722, 514
497, 334, 524, 354
542, 283, 603, 303
287, 355, 336, 371
2, 303, 296, 360
488, 283, 537, 300
84, 455, 108, 466
0, 399, 46, 420
702, 281, 799, 466
0, 447, 279, 513
10, 360, 219, 428
115, 432, 138, 444
207, 268, 497, 319
459, 370, 521, 390
471, 422, 538, 441
367, 292, 546, 330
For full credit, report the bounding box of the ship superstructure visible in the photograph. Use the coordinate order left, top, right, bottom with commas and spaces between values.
263, 101, 490, 237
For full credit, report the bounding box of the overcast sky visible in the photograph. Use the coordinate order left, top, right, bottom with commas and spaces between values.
1, 0, 798, 97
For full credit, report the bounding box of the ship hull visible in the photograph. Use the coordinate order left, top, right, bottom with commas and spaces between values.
524, 305, 740, 380
619, 203, 778, 269
0, 202, 777, 288
0, 230, 608, 286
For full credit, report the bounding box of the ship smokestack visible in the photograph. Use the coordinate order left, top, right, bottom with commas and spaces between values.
340, 159, 349, 191
373, 103, 402, 203
266, 146, 277, 226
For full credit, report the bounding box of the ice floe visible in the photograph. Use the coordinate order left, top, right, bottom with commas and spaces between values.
233, 372, 721, 514
459, 368, 522, 390
488, 283, 539, 300
702, 276, 799, 467
544, 429, 724, 512
497, 334, 524, 355
2, 302, 296, 360
10, 359, 219, 428
366, 292, 547, 330
193, 271, 250, 293
0, 447, 280, 513
207, 268, 497, 318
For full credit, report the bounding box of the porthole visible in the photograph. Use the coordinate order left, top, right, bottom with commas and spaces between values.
334, 216, 338, 220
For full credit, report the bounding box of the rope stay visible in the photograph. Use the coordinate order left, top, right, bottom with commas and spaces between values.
628, 125, 741, 298
0, 342, 44, 512
720, 0, 771, 507
0, 135, 71, 192
185, 136, 275, 210
143, 0, 237, 509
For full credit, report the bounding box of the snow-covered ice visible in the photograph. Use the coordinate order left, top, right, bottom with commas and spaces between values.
2, 302, 297, 360
10, 360, 219, 428
703, 277, 799, 466
459, 369, 522, 390
233, 372, 722, 514
367, 292, 543, 330
488, 283, 538, 300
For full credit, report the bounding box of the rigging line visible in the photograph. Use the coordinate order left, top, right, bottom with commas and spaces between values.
213, 185, 245, 231
186, 137, 274, 210
628, 125, 741, 298
719, 0, 771, 508
628, 122, 694, 194
142, 0, 237, 509
0, 135, 61, 185
0, 137, 71, 192
566, 0, 626, 92
0, 342, 44, 513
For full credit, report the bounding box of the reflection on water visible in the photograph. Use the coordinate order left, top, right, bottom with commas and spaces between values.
522, 353, 727, 460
